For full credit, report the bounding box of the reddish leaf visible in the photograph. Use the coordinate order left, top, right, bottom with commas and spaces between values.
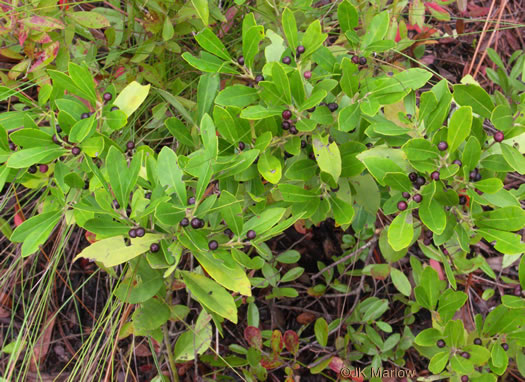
244, 326, 262, 349
18, 29, 28, 47
260, 353, 283, 369
270, 330, 283, 354
114, 66, 125, 78
329, 356, 345, 374
429, 259, 445, 280
14, 205, 25, 227
283, 330, 299, 356
296, 312, 316, 325
425, 2, 448, 14
85, 231, 97, 243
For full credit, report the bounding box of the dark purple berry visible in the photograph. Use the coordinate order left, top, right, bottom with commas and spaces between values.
145, 192, 152, 199
502, 343, 509, 351
208, 240, 218, 250
301, 140, 306, 148
474, 338, 482, 345
103, 92, 112, 102
406, 114, 412, 120
452, 159, 462, 167
71, 147, 81, 156
431, 171, 440, 181
191, 218, 201, 229
282, 56, 291, 65
237, 56, 245, 65
238, 141, 245, 151
113, 200, 120, 209
9, 142, 16, 151
150, 243, 160, 252
461, 376, 468, 382
438, 141, 448, 151
397, 201, 408, 211
304, 71, 312, 79
180, 218, 189, 227
282, 110, 292, 120
351, 55, 359, 64
327, 103, 339, 112
246, 230, 256, 240
52, 134, 60, 144
296, 45, 305, 54
28, 165, 37, 174
224, 228, 233, 237
461, 352, 470, 359
289, 125, 298, 135
409, 172, 418, 182
110, 106, 119, 111
306, 107, 316, 113
126, 141, 135, 151
282, 121, 291, 130
135, 227, 145, 237
56, 125, 62, 133
494, 131, 504, 142
84, 180, 89, 190
436, 340, 445, 348
459, 195, 467, 205
38, 164, 48, 173
359, 57, 367, 65
188, 197, 196, 205
413, 194, 422, 203
416, 176, 426, 186
23, 106, 30, 111
255, 74, 264, 83
402, 192, 410, 199
129, 229, 137, 238
475, 172, 482, 181
81, 112, 90, 119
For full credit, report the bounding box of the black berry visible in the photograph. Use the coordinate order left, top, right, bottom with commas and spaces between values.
494, 131, 504, 142
188, 197, 196, 205
71, 147, 81, 156
416, 176, 426, 186
237, 56, 245, 65
282, 56, 291, 65
452, 159, 462, 167
301, 140, 306, 148
255, 74, 264, 83
247, 230, 256, 240
145, 192, 152, 199
359, 56, 367, 65
191, 218, 202, 229
224, 228, 233, 238
296, 45, 305, 54
402, 192, 410, 199
436, 340, 445, 348
413, 194, 422, 203
304, 71, 312, 79
208, 240, 218, 250
28, 165, 37, 174
438, 141, 448, 151
23, 106, 30, 111
113, 200, 120, 209
461, 376, 469, 382
502, 343, 509, 351
103, 92, 112, 102
238, 141, 245, 151
110, 106, 119, 111
327, 103, 339, 112
431, 171, 440, 181
306, 107, 316, 113
289, 125, 298, 135
397, 201, 408, 211
126, 141, 135, 151
150, 243, 160, 252
282, 110, 292, 120
474, 338, 482, 345
9, 142, 16, 151
81, 112, 90, 119
135, 227, 145, 237
459, 195, 467, 205
282, 121, 291, 130
461, 352, 470, 359
56, 125, 62, 133
409, 172, 418, 182
351, 55, 359, 64
129, 229, 137, 238
180, 218, 189, 227
52, 134, 60, 144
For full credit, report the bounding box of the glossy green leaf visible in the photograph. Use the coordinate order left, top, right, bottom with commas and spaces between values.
113, 81, 151, 118
257, 151, 282, 184
7, 146, 66, 168
218, 190, 243, 236
314, 318, 328, 347
390, 268, 411, 297
243, 25, 264, 70
272, 63, 291, 105
69, 11, 110, 28
282, 8, 298, 51
174, 310, 212, 361
10, 210, 62, 257
500, 143, 525, 173
337, 0, 358, 32
329, 195, 354, 225
197, 74, 219, 123
447, 106, 472, 153
191, 0, 209, 25
195, 28, 231, 61
215, 85, 259, 108
419, 197, 446, 234
453, 84, 494, 119
361, 11, 389, 49
313, 134, 341, 183
388, 210, 413, 251
301, 20, 327, 58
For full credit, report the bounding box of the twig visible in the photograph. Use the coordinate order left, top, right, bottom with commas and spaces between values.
311, 237, 378, 280
467, 0, 496, 76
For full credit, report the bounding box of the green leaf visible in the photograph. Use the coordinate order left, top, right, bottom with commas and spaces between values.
491, 343, 508, 369
197, 74, 219, 123
132, 298, 170, 333
414, 328, 442, 346
388, 210, 413, 251
162, 16, 174, 41
257, 151, 282, 184
68, 62, 96, 104
182, 271, 237, 323
240, 105, 282, 120
402, 138, 439, 161
243, 26, 265, 70
478, 228, 525, 255
114, 259, 163, 303
450, 354, 474, 374
476, 206, 525, 231
338, 103, 360, 132
69, 11, 110, 28
272, 63, 291, 105
106, 146, 135, 209
282, 8, 298, 51
491, 105, 513, 132
165, 117, 194, 147
106, 109, 127, 131
9, 129, 52, 148
276, 250, 301, 264
301, 20, 327, 58
462, 136, 481, 171
500, 143, 525, 173
314, 318, 328, 347
360, 157, 404, 186
182, 52, 238, 75
158, 147, 186, 205
280, 267, 304, 283
195, 28, 231, 61
329, 195, 354, 225
279, 184, 320, 203
69, 115, 96, 143
113, 81, 151, 118
361, 11, 389, 49
174, 310, 212, 361
453, 84, 494, 119
447, 106, 472, 153
438, 290, 467, 322
299, 89, 327, 111
313, 134, 341, 183
337, 0, 358, 32
218, 191, 243, 236
383, 172, 412, 192
429, 351, 449, 374
419, 197, 446, 234
390, 268, 411, 297
7, 146, 66, 168
73, 234, 164, 267
10, 210, 62, 257
191, 0, 209, 25
243, 207, 286, 237
475, 178, 503, 194
215, 85, 259, 108
519, 255, 525, 290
